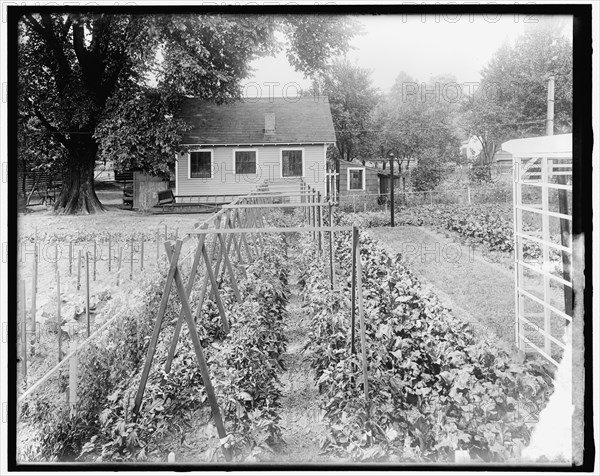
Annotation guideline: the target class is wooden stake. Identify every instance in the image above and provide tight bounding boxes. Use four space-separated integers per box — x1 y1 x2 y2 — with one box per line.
165 232 207 374
130 238 134 280
156 228 160 260
93 241 97 281
20 282 27 383
108 234 112 272
85 252 90 337
69 346 78 416
165 243 231 462
117 247 123 287
133 240 183 417
317 191 323 253
329 202 336 289
202 243 230 334
355 228 369 402
350 226 358 354
57 269 62 363
164 224 168 241
31 244 38 356
77 250 82 291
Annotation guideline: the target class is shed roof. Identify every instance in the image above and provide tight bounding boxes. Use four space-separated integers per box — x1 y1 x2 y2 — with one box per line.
339 159 400 178
178 96 337 145
501 133 572 158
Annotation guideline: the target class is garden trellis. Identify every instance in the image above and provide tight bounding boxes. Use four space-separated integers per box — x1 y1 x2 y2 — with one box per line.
18 179 369 463
505 133 573 366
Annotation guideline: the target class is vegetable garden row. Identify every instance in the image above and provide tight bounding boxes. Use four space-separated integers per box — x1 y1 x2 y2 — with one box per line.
18 199 556 464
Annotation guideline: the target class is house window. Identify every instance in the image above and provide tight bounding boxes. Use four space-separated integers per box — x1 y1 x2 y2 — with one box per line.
281 149 303 177
189 150 212 178
234 150 257 174
348 167 365 191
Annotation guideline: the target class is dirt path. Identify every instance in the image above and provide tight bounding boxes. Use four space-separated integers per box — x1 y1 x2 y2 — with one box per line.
270 267 333 464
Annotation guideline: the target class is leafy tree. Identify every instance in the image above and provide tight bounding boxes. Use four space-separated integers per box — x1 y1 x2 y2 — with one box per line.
18 13 356 213
311 58 380 171
373 72 461 195
461 17 572 180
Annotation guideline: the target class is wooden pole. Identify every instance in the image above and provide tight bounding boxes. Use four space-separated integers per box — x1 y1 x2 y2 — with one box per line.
355 228 369 401
108 234 112 272
85 252 91 337
156 229 160 260
165 232 207 374
31 244 38 356
164 243 232 462
69 242 73 276
93 241 97 281
20 282 27 383
350 226 358 354
329 202 335 289
130 237 134 280
117 247 123 287
390 155 395 227
69 346 78 416
57 269 62 363
164 224 168 241
141 237 144 270
77 249 82 291
133 240 183 417
317 191 323 254
546 75 572 318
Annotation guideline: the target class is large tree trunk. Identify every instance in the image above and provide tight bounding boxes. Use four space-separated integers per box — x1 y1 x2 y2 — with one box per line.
54 137 105 214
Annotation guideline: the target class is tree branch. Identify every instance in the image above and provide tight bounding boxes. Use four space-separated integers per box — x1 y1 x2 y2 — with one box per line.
23 14 72 94
24 97 71 149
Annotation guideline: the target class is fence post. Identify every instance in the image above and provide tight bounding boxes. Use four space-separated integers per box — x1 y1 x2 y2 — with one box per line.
85 252 91 337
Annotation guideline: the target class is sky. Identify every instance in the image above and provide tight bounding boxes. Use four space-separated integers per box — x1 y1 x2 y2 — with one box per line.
245 14 572 98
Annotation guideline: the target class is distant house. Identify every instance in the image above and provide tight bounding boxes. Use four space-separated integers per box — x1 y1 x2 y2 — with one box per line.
174 97 336 200
460 135 483 161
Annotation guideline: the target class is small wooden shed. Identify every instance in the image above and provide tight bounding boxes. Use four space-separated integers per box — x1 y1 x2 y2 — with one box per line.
336 159 400 208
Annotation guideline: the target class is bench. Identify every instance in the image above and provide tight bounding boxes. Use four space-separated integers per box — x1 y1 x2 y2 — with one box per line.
153 190 227 214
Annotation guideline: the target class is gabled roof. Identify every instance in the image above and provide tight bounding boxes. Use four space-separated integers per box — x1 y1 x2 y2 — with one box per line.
178 96 337 145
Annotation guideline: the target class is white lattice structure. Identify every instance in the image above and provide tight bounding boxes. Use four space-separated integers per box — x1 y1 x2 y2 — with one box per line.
503 134 572 366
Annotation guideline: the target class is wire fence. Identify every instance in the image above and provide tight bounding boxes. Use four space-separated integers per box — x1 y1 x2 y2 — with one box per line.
335 184 513 213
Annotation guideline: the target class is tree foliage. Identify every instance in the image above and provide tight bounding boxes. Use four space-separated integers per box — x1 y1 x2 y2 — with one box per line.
18 12 357 213
373 72 461 181
312 58 380 167
461 17 572 171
